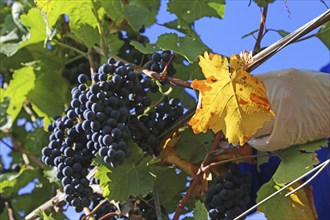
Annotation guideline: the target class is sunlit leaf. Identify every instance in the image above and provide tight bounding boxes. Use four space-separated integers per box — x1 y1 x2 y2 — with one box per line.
189 51 274 146
257 179 317 220
4 66 35 124
273 139 328 184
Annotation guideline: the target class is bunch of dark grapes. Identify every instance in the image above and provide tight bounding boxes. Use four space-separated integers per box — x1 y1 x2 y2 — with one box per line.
145 51 176 77
205 163 252 220
118 29 149 65
41 113 94 212
129 97 184 154
42 57 158 211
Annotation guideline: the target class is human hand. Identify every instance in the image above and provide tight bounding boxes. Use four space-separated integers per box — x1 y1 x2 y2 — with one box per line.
248 69 330 151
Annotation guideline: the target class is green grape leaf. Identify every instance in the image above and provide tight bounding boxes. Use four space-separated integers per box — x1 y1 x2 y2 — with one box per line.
4 66 35 124
241 29 259 39
35 0 99 47
123 5 148 32
163 19 199 38
0 211 9 220
35 210 56 220
173 60 203 80
273 139 328 184
170 86 196 109
257 150 271 172
11 182 56 216
123 0 160 31
95 157 155 202
0 47 33 71
176 127 212 163
253 0 276 7
130 41 160 54
168 0 225 24
24 128 49 158
107 34 124 55
193 200 209 220
94 165 111 196
0 13 16 35
156 33 209 63
256 179 317 219
276 29 290 37
28 60 68 123
317 21 330 50
154 167 187 212
0 96 11 129
100 0 124 25
19 8 47 49
73 23 100 48
0 166 39 197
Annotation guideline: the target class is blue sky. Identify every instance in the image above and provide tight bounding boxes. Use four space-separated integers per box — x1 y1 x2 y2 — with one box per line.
145 0 330 74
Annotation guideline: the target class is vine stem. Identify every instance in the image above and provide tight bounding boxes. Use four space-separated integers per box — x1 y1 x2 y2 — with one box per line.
99 212 119 220
83 207 96 220
87 47 96 79
234 159 330 220
138 68 192 89
202 153 270 172
81 198 108 220
253 3 268 54
53 40 87 57
153 187 163 220
2 130 46 168
159 53 176 80
6 200 16 220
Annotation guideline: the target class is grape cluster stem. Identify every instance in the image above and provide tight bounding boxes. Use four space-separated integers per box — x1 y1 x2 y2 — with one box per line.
139 68 192 89
81 198 109 220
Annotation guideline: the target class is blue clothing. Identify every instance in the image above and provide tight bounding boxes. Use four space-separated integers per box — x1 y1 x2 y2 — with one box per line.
241 63 330 219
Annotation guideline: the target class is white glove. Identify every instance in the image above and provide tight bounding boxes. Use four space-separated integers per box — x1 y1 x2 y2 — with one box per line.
248 68 330 151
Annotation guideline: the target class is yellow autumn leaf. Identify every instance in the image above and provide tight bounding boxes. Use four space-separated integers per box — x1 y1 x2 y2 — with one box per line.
188 51 275 146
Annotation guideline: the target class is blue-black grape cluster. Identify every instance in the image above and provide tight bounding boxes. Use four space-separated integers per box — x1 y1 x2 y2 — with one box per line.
41 57 160 211
145 51 176 77
0 164 21 213
42 114 94 212
129 97 184 154
205 163 252 220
